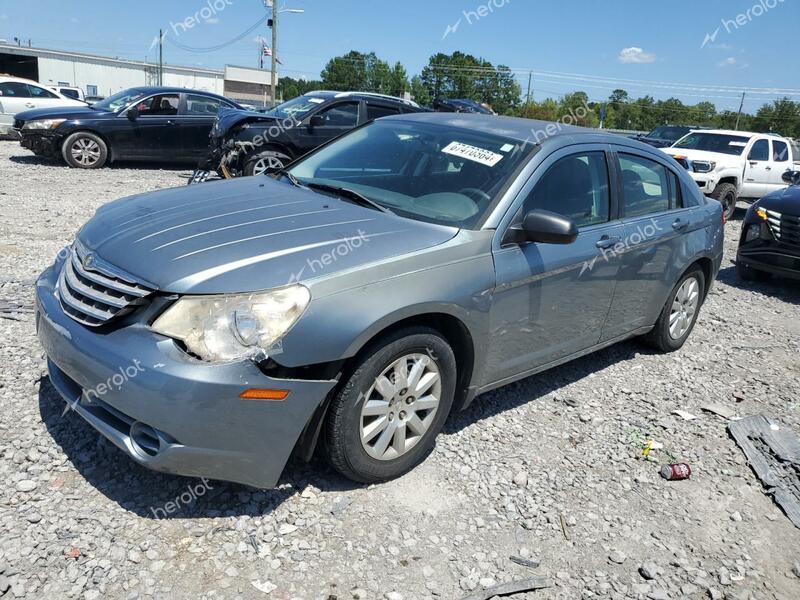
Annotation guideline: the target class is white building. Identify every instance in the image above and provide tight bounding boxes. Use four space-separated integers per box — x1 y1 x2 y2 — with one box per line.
0 43 273 105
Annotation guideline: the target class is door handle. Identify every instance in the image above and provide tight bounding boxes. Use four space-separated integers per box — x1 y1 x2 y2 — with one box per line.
596 236 621 249
672 218 688 231
25 102 35 108
165 120 177 126
765 166 772 171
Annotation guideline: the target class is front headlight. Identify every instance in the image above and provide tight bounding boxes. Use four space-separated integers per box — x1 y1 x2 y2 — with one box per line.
151 285 310 363
692 161 716 174
22 118 66 131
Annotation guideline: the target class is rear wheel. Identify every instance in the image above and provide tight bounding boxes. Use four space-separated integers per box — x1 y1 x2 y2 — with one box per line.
644 266 705 353
244 150 291 176
62 132 108 169
711 182 738 221
324 327 456 483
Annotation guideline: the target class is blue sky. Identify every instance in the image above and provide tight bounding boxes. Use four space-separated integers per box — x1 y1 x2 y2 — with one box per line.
1 0 798 111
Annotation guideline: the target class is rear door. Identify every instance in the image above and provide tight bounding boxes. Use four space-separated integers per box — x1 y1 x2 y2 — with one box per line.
487 146 624 382
118 93 181 160
180 94 235 161
601 148 702 341
768 139 793 192
295 100 361 156
742 138 770 199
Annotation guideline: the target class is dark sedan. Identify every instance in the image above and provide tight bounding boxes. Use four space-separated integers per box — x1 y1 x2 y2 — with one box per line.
631 125 704 149
736 170 800 281
14 86 242 169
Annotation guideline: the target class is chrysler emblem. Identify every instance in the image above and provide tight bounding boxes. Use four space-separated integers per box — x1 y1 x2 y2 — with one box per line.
82 253 96 270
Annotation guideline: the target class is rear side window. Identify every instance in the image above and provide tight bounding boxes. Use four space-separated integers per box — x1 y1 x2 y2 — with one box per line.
773 140 789 162
28 85 58 99
523 152 611 228
0 82 31 97
186 94 222 115
748 139 769 161
619 154 679 217
366 104 400 121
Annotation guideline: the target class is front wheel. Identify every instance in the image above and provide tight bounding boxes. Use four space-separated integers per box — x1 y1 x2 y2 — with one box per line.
61 132 108 169
244 150 291 176
644 266 706 353
324 327 457 483
710 182 738 221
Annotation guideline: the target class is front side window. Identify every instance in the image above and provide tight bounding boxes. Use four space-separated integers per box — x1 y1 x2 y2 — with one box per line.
186 94 223 115
0 82 31 98
522 152 610 228
288 120 537 228
28 85 59 99
317 102 359 127
619 154 679 217
134 94 179 117
773 140 789 162
673 133 750 156
748 139 770 162
265 95 327 120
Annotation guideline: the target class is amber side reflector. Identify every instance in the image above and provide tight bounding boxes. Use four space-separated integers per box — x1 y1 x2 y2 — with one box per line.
239 389 290 401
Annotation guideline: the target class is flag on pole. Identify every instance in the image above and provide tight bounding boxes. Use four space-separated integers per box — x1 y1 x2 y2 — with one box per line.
262 44 282 64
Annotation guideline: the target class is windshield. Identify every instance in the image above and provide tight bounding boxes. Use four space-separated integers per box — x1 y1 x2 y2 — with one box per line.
673 132 750 156
264 95 327 120
92 89 148 112
648 126 689 142
288 120 537 228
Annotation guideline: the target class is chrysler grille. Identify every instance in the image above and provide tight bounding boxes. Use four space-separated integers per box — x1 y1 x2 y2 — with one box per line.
58 246 153 327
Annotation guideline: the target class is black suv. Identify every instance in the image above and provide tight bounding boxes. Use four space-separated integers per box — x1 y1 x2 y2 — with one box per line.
736 170 800 281
192 91 427 181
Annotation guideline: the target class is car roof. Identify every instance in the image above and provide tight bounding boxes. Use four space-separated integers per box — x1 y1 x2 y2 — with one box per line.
127 86 238 103
303 90 420 108
0 75 55 86
382 112 624 143
695 129 784 139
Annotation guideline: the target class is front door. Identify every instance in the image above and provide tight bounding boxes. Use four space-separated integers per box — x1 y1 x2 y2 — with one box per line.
296 101 361 156
741 138 770 199
487 147 622 384
117 93 181 160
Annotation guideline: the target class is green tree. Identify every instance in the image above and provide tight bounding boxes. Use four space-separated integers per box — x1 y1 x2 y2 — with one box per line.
320 51 409 97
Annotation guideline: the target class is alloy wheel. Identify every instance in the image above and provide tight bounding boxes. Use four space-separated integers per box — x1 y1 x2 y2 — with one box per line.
359 353 441 461
70 138 101 167
669 277 700 339
252 154 286 176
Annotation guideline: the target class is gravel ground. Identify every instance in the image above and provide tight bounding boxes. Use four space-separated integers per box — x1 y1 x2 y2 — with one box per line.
2 140 800 600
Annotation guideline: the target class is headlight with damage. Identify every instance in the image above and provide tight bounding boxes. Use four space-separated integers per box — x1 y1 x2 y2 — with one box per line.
151 285 310 362
22 118 67 131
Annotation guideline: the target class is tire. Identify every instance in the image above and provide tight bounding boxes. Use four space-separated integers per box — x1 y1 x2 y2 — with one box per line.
61 132 108 169
710 182 738 221
243 149 291 176
736 260 771 282
324 327 457 484
644 266 706 353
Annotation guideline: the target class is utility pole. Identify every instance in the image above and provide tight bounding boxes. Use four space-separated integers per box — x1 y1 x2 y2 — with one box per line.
271 1 278 107
160 30 164 86
525 71 532 105
735 91 746 131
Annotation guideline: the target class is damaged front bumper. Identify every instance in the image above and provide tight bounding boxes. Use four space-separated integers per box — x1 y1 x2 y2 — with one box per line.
20 131 62 158
35 259 337 488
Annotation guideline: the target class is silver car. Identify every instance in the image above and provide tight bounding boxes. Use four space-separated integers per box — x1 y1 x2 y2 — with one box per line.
36 114 724 487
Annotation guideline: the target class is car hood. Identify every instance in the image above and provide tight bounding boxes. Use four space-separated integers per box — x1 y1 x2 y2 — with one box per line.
756 185 800 215
77 176 458 294
15 105 109 123
662 147 744 166
212 107 277 139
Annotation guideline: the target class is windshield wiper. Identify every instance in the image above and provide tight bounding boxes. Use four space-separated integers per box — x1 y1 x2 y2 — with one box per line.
271 168 302 188
306 182 394 214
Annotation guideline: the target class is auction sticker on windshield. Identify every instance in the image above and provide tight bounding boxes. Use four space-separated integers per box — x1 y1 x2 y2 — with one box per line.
442 141 504 167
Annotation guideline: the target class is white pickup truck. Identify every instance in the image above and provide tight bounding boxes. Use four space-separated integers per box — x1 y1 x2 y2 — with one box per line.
662 130 800 220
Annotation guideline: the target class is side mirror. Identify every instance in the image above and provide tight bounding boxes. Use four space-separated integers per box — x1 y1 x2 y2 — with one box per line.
309 114 325 129
126 108 140 122
505 209 579 245
782 170 800 186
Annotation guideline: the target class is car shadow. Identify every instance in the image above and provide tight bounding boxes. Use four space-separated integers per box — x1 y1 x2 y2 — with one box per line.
37 377 365 520
445 338 656 435
8 154 193 173
717 265 800 306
